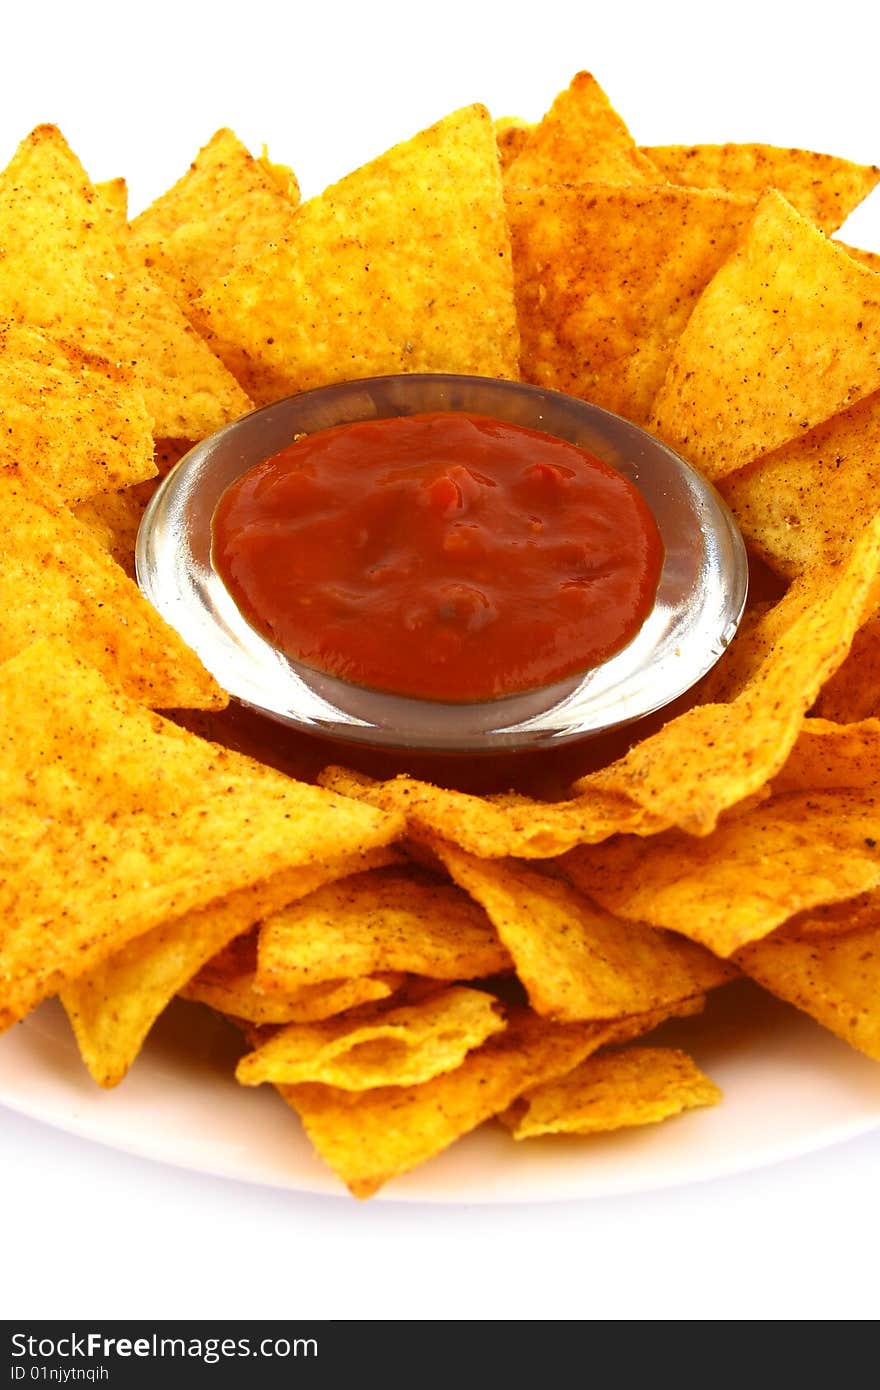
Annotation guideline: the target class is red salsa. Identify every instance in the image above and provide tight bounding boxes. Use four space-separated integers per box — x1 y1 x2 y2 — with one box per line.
212 412 663 702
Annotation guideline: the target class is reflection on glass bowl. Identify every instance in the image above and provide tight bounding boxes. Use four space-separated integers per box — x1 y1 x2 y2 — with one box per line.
136 373 748 753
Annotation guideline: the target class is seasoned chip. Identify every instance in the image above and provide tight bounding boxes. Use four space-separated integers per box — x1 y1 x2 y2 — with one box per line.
72 477 158 578
721 389 880 578
236 986 506 1090
256 864 511 994
184 967 405 1025
506 183 752 424
501 1046 721 1138
197 105 519 403
95 176 128 220
494 116 533 172
575 514 880 835
0 124 251 437
505 72 664 186
737 911 880 1059
814 619 880 723
0 469 223 709
318 765 665 859
650 191 880 479
61 849 397 1087
0 322 154 505
564 719 880 956
643 143 880 234
131 128 301 295
426 839 734 1021
279 1007 668 1197
0 641 402 1030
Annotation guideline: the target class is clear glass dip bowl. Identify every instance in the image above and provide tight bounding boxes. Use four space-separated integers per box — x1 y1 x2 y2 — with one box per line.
136 373 748 753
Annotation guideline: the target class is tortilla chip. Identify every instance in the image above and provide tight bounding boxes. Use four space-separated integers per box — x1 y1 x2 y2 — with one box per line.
721 388 880 578
256 864 511 994
131 128 301 295
196 104 519 403
318 765 665 859
0 124 251 437
506 183 752 424
494 117 533 172
505 72 664 186
737 912 880 1059
564 719 880 957
184 967 405 1025
425 838 734 1021
643 143 880 234
650 191 880 479
574 514 880 835
0 322 155 505
236 986 506 1090
0 468 223 709
838 242 880 275
95 176 128 220
60 849 396 1087
279 1006 670 1197
0 641 402 1030
72 477 158 578
814 618 880 723
501 1046 721 1138
258 146 300 200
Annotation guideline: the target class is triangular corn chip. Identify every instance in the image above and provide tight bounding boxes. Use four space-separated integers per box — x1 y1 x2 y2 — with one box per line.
94 176 128 220
61 848 396 1087
280 1007 664 1197
72 477 158 579
0 124 251 436
575 514 880 835
426 838 734 1021
643 143 880 234
505 72 664 186
650 191 880 478
0 321 155 504
721 388 880 578
814 618 880 723
256 864 511 994
506 183 752 424
0 642 402 1030
0 467 223 709
500 1046 720 1138
197 104 519 403
236 986 506 1090
736 905 880 1059
494 116 533 172
131 128 301 295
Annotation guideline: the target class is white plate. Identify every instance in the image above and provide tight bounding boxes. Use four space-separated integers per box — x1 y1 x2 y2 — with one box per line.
2 982 879 1202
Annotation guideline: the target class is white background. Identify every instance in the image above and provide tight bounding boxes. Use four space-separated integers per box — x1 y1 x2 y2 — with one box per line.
3 0 880 1322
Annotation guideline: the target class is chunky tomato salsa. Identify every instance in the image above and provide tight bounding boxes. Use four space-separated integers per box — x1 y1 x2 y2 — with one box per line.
212 412 663 701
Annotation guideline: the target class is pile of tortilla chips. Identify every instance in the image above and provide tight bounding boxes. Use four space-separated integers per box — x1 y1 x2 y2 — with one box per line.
1 71 880 1198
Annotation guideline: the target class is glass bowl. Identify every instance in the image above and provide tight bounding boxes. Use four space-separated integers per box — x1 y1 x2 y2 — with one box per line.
136 373 748 753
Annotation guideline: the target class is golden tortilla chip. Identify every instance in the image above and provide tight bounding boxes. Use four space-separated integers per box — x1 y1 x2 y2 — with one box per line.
257 146 300 200
0 641 402 1030
0 322 155 505
814 618 880 723
564 719 880 956
838 242 880 274
318 765 665 859
131 128 301 295
494 117 533 172
0 124 251 437
721 388 880 578
737 911 880 1059
425 838 734 1021
0 468 223 709
256 864 511 994
61 849 396 1087
574 514 880 835
650 191 880 479
236 986 506 1090
197 104 519 403
501 1046 721 1138
643 143 880 234
506 183 752 424
95 176 128 220
505 72 664 186
279 1006 672 1197
72 477 158 578
185 968 405 1025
